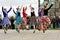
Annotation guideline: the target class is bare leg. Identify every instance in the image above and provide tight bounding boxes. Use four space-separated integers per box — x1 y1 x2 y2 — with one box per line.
18 24 21 32
16 24 19 32
33 24 35 33
43 26 45 33
4 24 7 34
16 24 21 33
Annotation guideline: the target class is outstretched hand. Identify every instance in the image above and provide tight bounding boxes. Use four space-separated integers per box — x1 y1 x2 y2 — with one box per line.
51 2 54 5
10 6 12 8
29 4 32 7
13 9 14 11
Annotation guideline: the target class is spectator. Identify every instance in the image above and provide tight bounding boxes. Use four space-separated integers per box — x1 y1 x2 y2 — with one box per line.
10 16 15 29
58 16 60 28
55 16 59 28
0 15 2 29
52 16 56 29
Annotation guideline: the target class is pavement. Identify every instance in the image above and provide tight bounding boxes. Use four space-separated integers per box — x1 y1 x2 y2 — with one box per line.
0 30 60 40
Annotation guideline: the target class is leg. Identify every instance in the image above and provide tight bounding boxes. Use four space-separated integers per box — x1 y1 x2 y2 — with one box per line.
53 23 55 29
16 24 18 32
43 24 45 33
6 24 9 31
33 24 35 33
18 24 21 32
16 24 21 33
4 24 7 34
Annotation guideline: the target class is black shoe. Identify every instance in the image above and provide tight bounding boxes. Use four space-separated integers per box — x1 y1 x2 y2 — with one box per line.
4 30 7 34
38 28 40 31
4 31 7 34
33 31 35 33
43 30 45 33
17 30 20 33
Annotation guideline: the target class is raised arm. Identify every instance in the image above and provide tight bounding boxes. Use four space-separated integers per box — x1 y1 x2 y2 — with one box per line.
25 6 27 10
19 6 23 11
40 8 43 12
47 4 53 10
29 4 33 10
7 7 12 13
13 9 16 14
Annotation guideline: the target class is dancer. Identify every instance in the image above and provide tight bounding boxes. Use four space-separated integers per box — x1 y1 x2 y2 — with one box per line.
42 3 53 33
29 4 36 33
38 8 43 30
13 6 22 33
0 15 2 29
22 6 27 28
2 6 12 34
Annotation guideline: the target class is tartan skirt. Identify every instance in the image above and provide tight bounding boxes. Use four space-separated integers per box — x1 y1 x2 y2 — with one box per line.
22 17 27 26
3 17 11 25
38 16 51 30
30 16 36 26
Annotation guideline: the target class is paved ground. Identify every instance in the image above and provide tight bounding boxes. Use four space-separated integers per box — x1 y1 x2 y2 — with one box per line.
0 30 60 40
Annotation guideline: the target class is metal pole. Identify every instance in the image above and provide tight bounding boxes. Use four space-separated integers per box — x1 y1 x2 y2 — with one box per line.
38 0 40 9
55 0 56 16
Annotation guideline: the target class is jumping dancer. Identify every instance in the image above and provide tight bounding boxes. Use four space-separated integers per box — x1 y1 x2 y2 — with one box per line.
29 4 36 33
13 6 22 33
2 6 12 34
38 8 43 30
22 6 27 28
42 3 53 33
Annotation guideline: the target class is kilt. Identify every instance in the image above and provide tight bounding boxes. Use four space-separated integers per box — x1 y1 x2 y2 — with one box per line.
22 17 27 26
42 16 51 27
15 16 22 24
38 17 43 24
30 16 36 26
3 17 11 25
38 16 51 30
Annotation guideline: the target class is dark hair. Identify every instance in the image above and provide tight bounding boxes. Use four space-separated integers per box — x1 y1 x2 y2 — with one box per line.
16 8 19 10
4 8 6 10
44 5 46 8
46 3 48 5
31 7 34 10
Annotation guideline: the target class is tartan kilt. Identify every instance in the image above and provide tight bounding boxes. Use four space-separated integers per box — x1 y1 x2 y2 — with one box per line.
38 17 43 24
38 16 51 30
30 16 36 26
43 16 51 25
22 17 27 26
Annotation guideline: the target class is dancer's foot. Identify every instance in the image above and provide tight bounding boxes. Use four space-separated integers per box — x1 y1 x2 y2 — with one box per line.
4 27 7 34
4 31 7 34
43 30 45 33
17 30 20 33
16 28 20 33
33 31 35 33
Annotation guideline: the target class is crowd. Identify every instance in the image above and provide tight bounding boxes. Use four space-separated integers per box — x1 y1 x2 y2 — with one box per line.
51 16 60 28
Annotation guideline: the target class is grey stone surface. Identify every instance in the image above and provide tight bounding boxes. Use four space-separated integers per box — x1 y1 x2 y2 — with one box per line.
0 30 60 40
